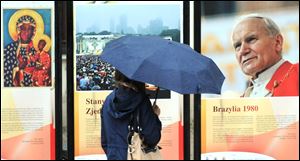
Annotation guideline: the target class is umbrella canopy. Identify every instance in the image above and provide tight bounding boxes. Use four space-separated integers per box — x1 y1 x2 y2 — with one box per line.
100 35 225 94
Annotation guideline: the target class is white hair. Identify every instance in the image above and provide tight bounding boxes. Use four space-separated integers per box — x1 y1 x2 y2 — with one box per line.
232 13 281 37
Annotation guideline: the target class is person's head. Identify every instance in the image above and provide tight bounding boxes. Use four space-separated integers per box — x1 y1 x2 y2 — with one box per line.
38 39 46 51
231 14 283 77
114 69 145 93
17 15 36 44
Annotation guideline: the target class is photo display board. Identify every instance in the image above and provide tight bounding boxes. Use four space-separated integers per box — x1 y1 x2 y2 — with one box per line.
1 1 56 160
73 1 184 160
199 5 299 160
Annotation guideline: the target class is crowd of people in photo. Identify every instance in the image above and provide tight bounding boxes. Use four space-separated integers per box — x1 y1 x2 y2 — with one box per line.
76 55 115 91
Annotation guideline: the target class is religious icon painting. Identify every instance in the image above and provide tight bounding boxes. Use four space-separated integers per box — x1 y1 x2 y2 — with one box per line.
2 9 52 87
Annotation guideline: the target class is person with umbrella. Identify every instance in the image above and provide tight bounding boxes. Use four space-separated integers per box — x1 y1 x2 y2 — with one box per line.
99 35 225 160
101 69 162 160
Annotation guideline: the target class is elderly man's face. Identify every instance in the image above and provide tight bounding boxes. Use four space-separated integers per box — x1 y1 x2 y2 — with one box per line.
232 18 282 77
19 23 35 43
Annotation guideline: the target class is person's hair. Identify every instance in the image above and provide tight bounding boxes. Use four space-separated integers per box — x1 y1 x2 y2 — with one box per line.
234 13 281 37
114 69 145 93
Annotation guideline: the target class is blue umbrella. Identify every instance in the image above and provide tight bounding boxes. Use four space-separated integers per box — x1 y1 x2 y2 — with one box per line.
100 35 225 94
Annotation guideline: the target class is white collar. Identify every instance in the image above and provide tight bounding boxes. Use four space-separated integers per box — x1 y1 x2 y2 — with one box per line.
248 59 285 97
251 59 285 85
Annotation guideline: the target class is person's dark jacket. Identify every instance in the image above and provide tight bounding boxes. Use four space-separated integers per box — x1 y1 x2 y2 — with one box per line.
101 86 162 160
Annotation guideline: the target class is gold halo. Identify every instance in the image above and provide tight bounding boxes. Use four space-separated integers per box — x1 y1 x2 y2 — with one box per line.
33 34 51 52
8 9 44 41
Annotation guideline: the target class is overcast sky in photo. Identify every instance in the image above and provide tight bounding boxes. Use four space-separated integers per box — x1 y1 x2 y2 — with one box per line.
75 4 181 33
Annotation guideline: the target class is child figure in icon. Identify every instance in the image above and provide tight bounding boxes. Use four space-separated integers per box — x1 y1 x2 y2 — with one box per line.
32 39 51 86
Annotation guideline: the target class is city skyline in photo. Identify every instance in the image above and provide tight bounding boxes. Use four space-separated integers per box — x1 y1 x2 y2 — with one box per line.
75 3 182 35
